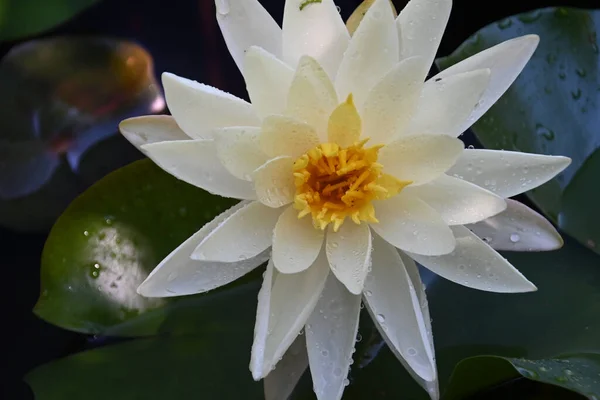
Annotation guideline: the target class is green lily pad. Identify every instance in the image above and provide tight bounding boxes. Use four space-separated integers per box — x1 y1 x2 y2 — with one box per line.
25 288 264 400
436 7 600 254
0 36 163 232
444 354 600 400
36 158 238 335
0 0 99 42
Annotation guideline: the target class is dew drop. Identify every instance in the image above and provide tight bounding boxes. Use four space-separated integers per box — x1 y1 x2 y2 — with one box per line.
167 272 179 282
376 314 386 323
343 378 350 387
497 18 512 29
467 145 475 149
510 233 521 243
333 367 343 377
364 290 372 296
407 347 418 357
321 349 329 357
83 230 90 237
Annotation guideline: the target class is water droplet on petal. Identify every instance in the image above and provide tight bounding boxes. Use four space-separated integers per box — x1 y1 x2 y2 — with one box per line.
376 314 385 323
510 233 521 243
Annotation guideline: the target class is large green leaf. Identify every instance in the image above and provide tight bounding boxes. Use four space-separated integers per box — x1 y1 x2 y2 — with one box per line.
444 354 600 400
0 0 99 42
436 7 600 254
25 285 264 400
35 158 238 335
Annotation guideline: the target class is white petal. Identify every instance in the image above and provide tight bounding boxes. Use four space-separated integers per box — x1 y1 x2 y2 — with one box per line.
400 252 440 400
409 69 491 137
264 335 308 400
282 0 350 78
372 193 455 256
408 225 537 293
396 0 452 81
468 199 563 252
190 201 282 262
273 206 325 274
361 57 426 145
250 254 329 379
447 149 571 198
286 56 338 140
244 47 295 118
379 135 464 185
137 201 268 297
336 0 399 107
260 115 321 159
326 222 372 295
119 115 190 151
363 234 436 382
306 274 361 400
214 127 268 181
141 139 256 200
162 73 260 139
433 35 540 131
404 174 507 225
216 0 282 73
253 156 296 208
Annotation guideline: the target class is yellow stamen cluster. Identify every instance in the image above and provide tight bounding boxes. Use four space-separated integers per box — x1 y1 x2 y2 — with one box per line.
293 138 410 232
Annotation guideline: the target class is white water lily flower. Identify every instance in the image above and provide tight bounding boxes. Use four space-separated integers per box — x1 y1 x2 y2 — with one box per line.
119 0 571 399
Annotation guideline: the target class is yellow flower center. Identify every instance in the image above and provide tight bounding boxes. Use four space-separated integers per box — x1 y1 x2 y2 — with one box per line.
293 138 410 232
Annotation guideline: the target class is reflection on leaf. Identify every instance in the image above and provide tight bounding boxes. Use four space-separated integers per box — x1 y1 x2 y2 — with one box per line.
0 37 164 230
36 159 239 335
436 7 600 254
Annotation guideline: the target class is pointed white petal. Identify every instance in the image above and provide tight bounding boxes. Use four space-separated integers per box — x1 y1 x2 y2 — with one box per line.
214 127 268 181
447 149 571 198
282 0 349 78
326 222 372 295
361 57 426 144
260 115 321 159
468 199 563 252
264 335 308 400
253 156 296 208
273 206 325 274
306 274 361 400
404 175 507 226
372 193 455 256
379 135 464 185
119 115 190 151
396 0 452 81
363 234 436 382
162 72 260 139
216 0 282 73
190 201 282 262
408 225 537 293
137 201 268 297
400 252 440 400
286 56 338 140
141 139 256 200
434 35 540 131
410 69 491 137
336 0 399 107
250 254 330 379
244 47 295 118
